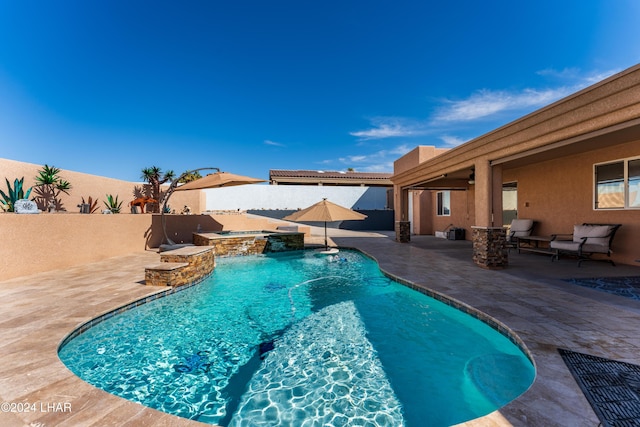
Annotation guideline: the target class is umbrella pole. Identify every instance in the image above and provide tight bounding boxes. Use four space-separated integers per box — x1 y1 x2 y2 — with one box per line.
324 221 328 250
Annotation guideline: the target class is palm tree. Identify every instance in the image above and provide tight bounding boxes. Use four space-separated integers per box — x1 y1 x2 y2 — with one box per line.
141 166 175 212
33 165 72 211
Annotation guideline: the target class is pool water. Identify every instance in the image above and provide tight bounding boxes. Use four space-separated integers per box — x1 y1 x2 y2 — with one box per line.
59 250 535 426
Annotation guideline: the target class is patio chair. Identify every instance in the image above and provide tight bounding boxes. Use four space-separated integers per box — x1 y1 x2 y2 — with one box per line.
550 223 622 266
506 219 534 252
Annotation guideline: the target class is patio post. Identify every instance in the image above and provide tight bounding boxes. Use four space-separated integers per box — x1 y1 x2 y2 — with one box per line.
472 160 507 268
395 186 410 242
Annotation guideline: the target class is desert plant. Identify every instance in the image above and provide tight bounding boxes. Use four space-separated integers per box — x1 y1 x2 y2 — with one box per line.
81 196 100 213
33 165 72 211
0 177 32 212
178 170 202 184
141 166 175 212
104 194 123 213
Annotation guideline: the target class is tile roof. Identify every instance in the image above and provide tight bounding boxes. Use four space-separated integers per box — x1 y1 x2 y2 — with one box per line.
269 169 392 180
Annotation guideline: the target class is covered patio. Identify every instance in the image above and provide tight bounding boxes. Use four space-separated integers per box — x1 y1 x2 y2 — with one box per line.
392 64 640 268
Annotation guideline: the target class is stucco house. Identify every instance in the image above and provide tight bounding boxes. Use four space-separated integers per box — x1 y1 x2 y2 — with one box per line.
392 63 640 267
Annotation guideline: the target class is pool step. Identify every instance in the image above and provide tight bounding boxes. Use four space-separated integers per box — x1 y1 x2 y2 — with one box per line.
145 262 190 287
145 246 215 287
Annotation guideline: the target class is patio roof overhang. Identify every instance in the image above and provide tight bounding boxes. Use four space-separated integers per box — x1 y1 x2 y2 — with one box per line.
393 117 640 192
491 117 640 170
404 173 470 191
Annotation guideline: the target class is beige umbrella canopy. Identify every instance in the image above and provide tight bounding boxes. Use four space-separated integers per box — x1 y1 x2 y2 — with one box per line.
283 198 367 250
175 171 265 191
161 168 265 246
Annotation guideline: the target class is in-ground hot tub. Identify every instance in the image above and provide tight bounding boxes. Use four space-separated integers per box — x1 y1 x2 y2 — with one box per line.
193 230 305 256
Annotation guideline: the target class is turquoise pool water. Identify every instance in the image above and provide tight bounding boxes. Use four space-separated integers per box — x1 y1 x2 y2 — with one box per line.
59 250 535 426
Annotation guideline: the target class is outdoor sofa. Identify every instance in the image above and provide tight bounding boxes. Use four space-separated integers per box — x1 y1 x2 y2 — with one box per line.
550 223 622 266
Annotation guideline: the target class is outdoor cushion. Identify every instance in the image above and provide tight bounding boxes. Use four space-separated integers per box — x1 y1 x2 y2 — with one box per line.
509 219 534 238
581 243 611 254
550 240 610 254
572 225 611 246
550 240 580 251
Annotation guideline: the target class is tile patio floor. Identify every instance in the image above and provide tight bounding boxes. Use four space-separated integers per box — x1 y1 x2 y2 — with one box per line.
1 231 640 426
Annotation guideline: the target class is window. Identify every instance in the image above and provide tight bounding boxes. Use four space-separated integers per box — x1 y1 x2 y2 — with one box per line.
595 157 640 209
436 191 450 216
630 159 640 208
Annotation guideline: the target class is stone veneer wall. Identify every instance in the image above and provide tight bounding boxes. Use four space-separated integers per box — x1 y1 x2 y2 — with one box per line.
145 246 215 287
395 221 411 243
193 232 304 256
472 227 508 269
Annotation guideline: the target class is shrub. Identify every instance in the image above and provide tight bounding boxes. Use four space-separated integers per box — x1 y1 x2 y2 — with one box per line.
104 194 123 214
0 177 32 212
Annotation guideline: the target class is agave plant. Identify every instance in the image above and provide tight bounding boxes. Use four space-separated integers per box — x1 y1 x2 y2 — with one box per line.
104 194 123 213
0 177 33 212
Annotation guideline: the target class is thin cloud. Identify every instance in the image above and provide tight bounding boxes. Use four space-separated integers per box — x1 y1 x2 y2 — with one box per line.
349 118 426 141
536 67 581 79
336 144 412 172
537 67 620 85
359 162 395 172
431 68 620 124
439 135 468 147
264 139 285 147
581 69 621 85
345 68 620 156
341 155 368 163
431 87 572 123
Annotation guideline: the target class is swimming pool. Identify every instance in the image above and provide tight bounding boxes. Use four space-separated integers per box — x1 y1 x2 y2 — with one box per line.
59 250 535 426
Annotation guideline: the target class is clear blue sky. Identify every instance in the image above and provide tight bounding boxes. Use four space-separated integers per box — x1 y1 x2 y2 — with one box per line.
1 1 639 182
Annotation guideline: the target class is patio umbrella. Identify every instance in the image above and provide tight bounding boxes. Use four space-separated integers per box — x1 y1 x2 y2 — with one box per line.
161 168 265 246
174 171 265 191
283 198 367 250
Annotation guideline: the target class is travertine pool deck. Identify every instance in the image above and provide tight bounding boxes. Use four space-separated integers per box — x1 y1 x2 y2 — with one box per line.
1 233 640 426
0 251 209 427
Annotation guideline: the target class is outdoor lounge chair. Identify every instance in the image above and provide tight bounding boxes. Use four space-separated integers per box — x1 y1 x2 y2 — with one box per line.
550 223 622 266
506 219 534 251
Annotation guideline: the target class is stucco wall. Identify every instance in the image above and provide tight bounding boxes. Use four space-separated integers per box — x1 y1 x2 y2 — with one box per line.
1 214 153 280
0 158 202 214
394 146 450 175
428 189 475 236
501 139 639 265
0 212 285 280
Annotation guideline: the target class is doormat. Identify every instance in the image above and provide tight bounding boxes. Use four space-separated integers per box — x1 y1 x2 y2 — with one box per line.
564 276 640 301
558 348 640 426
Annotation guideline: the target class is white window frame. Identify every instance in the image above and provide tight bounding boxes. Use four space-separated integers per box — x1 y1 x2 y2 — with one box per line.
594 156 640 210
436 191 451 216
